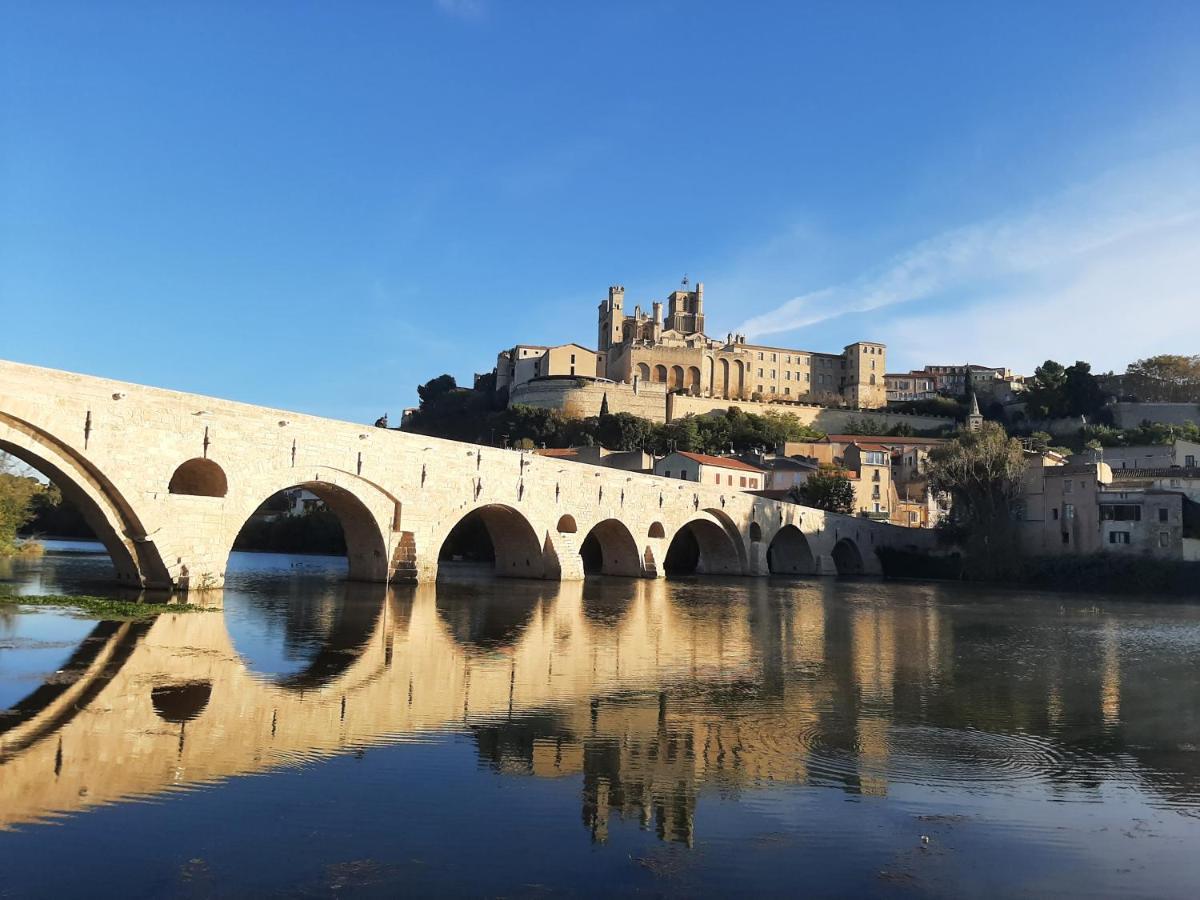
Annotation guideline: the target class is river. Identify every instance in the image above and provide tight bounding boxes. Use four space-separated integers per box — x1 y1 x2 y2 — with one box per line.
1 541 1198 897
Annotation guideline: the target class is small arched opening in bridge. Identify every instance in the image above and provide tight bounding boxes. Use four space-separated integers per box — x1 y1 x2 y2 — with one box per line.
767 525 816 575
749 522 763 543
579 518 642 577
663 518 744 576
0 413 171 588
437 504 546 579
168 458 228 497
228 481 390 583
832 538 865 576
648 521 666 539
556 514 578 534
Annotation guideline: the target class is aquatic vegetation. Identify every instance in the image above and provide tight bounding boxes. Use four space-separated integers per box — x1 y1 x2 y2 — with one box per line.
0 589 214 619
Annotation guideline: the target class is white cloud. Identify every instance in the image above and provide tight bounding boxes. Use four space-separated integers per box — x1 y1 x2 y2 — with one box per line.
735 150 1200 374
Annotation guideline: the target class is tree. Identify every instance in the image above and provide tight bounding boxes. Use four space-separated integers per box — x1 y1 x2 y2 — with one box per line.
1024 360 1068 419
927 422 1026 577
1063 361 1106 418
417 374 458 406
597 412 653 451
789 468 856 514
1124 354 1200 402
0 456 42 554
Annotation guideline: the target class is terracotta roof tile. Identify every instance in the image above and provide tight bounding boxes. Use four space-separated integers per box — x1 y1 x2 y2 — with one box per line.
674 451 764 473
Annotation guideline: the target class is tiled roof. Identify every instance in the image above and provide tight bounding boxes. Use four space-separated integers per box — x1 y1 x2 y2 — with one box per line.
534 448 579 457
674 451 764 473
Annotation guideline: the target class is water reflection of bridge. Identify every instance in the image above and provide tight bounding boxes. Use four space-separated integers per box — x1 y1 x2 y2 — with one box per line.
2 579 1196 838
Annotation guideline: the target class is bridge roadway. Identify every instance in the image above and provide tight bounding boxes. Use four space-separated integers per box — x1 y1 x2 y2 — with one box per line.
0 359 932 591
0 578 942 832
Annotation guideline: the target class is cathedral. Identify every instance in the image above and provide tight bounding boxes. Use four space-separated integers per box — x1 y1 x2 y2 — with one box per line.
596 282 887 408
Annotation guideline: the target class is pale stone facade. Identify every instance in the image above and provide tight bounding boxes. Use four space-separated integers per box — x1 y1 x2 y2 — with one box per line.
0 359 933 591
598 283 887 408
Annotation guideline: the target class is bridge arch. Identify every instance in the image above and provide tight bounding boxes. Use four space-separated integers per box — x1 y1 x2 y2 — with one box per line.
767 524 816 575
435 503 548 579
832 537 865 575
168 458 227 497
579 518 642 577
0 412 171 588
225 472 394 584
663 513 746 576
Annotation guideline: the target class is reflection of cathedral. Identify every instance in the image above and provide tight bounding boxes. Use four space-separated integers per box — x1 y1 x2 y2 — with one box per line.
597 282 887 408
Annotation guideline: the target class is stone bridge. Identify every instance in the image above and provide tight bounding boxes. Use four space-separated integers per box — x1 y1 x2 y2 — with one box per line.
0 359 932 590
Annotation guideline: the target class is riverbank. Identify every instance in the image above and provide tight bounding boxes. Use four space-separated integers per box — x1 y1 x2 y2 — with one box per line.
877 547 1200 598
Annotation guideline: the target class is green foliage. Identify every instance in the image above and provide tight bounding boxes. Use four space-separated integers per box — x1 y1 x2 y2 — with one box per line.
788 468 856 514
597 412 654 451
1080 419 1200 448
0 458 44 555
417 374 459 405
0 589 214 619
1023 360 1068 419
889 396 966 420
928 422 1026 578
233 508 348 555
1123 354 1200 402
1022 359 1107 421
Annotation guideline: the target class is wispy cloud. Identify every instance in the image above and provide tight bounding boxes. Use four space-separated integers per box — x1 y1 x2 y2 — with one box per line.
435 0 486 22
735 151 1200 369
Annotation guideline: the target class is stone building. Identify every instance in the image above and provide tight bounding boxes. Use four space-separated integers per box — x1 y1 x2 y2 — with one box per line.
653 451 765 491
596 282 887 408
494 342 603 395
1016 457 1194 559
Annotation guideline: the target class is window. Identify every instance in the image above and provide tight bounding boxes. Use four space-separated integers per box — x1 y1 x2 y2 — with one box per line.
680 471 689 481
757 368 764 377
1052 508 1059 520
758 352 764 360
1062 532 1070 544
714 473 721 484
770 369 776 378
739 476 747 487
1187 455 1196 467
1064 480 1073 493
1171 478 1182 488
1160 532 1170 548
1159 508 1169 522
570 353 576 364
1064 503 1075 519
770 353 776 362
664 470 671 478
1100 505 1141 522
805 373 810 382
786 371 791 380
728 475 733 485
784 387 791 395
1108 531 1130 544
758 384 764 393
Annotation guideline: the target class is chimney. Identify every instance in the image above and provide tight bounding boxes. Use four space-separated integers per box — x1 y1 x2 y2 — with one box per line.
652 301 663 325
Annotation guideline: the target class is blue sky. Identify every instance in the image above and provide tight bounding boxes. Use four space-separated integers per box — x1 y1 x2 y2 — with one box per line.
2 1 1198 423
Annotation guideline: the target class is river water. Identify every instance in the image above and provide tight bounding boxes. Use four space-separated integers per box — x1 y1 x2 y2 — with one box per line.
1 542 1198 897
